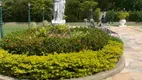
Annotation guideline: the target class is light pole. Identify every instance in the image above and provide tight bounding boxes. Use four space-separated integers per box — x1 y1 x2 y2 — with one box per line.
28 3 31 29
0 1 3 38
42 7 45 22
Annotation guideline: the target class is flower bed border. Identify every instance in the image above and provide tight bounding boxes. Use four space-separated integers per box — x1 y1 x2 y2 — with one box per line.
0 56 125 80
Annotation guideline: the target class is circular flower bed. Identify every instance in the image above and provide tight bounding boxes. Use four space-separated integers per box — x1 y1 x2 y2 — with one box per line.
0 25 123 79
0 25 110 55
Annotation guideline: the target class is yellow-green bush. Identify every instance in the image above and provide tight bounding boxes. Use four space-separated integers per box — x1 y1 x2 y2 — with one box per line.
0 40 123 80
117 11 129 20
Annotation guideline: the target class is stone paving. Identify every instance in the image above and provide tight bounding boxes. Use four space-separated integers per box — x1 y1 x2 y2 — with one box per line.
105 26 142 80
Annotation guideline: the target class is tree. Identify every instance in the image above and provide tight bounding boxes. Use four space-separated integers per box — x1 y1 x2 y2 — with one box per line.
65 0 81 22
30 0 52 21
95 0 115 10
3 0 53 22
65 0 98 22
80 0 98 19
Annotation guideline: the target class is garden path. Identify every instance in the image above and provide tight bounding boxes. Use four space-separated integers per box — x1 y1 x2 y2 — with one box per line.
105 26 142 80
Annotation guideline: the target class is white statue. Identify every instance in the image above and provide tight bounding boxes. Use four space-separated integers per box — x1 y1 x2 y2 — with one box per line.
52 0 66 24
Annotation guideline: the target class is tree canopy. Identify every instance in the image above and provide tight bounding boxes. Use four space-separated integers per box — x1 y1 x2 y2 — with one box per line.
2 0 142 22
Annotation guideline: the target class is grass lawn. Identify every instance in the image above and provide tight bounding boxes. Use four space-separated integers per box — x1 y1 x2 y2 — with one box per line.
2 22 142 36
3 22 28 36
2 22 87 36
66 22 87 26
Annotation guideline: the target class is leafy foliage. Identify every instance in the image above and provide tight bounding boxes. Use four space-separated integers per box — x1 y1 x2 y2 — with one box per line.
3 0 52 22
80 0 98 19
3 0 142 22
93 8 101 22
65 0 98 22
106 11 142 22
106 10 117 22
129 11 142 22
0 40 123 79
109 36 123 44
0 25 110 55
117 11 129 20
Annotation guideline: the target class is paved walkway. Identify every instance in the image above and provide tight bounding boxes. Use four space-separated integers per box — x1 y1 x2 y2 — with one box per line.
106 26 142 80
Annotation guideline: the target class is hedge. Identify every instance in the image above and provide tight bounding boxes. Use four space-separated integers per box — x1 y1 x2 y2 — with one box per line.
0 40 123 80
129 11 142 22
0 26 110 55
106 10 142 22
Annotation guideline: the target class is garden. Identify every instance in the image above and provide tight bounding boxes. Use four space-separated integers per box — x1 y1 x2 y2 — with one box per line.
3 0 141 79
0 24 124 79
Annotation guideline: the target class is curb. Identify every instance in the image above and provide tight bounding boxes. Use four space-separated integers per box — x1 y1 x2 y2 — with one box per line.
0 56 125 80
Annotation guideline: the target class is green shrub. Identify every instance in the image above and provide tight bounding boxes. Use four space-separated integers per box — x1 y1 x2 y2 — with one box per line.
116 11 129 20
106 10 117 22
93 8 101 22
109 36 123 44
0 26 110 55
129 11 142 22
30 22 38 29
42 20 50 27
0 29 45 55
106 11 142 22
77 28 110 50
0 40 123 80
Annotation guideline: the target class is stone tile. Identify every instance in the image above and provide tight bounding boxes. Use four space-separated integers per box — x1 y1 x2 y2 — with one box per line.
125 61 142 73
110 26 142 80
132 57 142 63
137 62 142 67
125 58 136 67
120 68 129 73
112 73 133 80
104 77 113 80
129 72 142 80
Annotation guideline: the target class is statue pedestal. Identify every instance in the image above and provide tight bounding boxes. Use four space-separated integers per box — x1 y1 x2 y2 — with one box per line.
52 20 66 25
